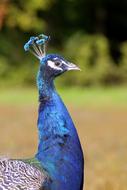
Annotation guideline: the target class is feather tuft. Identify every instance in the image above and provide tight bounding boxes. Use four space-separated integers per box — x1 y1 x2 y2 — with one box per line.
24 34 50 60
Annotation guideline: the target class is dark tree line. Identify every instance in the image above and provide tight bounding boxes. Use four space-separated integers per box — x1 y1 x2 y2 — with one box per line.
0 0 127 57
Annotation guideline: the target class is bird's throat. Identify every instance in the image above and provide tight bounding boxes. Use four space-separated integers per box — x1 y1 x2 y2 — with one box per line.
37 70 55 102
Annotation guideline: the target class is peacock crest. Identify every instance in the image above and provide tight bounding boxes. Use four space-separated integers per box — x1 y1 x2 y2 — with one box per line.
24 34 50 60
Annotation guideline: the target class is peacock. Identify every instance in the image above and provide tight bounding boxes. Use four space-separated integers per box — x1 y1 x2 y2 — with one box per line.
0 34 84 190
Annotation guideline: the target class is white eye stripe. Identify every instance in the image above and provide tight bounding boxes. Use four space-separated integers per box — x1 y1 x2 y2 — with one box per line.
53 57 58 60
47 60 63 71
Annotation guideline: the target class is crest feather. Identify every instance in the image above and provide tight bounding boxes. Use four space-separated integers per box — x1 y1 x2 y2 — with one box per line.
24 34 50 60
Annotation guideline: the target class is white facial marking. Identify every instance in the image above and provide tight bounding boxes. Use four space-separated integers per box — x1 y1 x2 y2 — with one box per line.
53 57 58 60
47 60 63 71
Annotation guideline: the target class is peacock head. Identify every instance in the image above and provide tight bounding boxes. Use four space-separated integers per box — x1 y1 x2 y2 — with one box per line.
24 34 80 80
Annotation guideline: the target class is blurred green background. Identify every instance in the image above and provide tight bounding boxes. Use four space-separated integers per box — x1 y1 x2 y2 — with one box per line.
0 1 127 190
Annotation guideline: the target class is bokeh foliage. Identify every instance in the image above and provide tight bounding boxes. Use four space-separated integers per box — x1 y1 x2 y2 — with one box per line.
0 0 127 86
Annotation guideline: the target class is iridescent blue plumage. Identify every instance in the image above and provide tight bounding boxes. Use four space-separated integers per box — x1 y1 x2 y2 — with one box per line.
25 34 84 190
36 90 84 190
0 34 84 190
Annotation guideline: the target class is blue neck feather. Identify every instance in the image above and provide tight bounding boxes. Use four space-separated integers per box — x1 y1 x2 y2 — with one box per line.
35 69 84 190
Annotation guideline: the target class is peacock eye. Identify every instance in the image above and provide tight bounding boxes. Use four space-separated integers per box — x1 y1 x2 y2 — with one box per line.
55 61 62 67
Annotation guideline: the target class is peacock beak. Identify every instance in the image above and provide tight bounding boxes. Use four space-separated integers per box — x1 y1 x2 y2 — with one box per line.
67 62 81 71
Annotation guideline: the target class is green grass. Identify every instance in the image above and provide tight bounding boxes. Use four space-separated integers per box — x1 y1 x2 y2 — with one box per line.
0 86 127 109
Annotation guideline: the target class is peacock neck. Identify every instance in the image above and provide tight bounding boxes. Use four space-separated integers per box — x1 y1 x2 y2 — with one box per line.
36 71 84 190
37 70 55 102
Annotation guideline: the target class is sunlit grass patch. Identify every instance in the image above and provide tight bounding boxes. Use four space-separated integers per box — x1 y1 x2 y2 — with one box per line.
0 86 127 109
